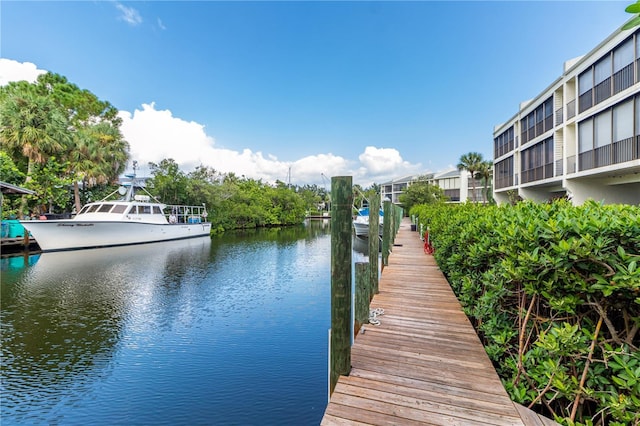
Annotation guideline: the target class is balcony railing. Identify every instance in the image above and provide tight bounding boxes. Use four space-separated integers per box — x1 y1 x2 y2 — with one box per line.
594 78 611 105
555 159 563 176
544 163 554 179
579 151 594 171
544 115 553 132
495 176 514 190
613 63 634 94
579 137 640 171
567 100 576 119
521 162 555 184
444 189 460 202
494 140 515 158
567 155 576 174
555 107 563 125
579 90 593 113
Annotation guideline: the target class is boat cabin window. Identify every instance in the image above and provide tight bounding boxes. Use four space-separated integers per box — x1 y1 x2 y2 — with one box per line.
153 206 163 214
78 205 90 214
86 204 101 213
111 205 127 214
98 204 114 213
137 205 152 214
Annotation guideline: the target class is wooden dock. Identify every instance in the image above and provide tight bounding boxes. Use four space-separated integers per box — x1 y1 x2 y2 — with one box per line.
0 237 40 257
322 218 558 426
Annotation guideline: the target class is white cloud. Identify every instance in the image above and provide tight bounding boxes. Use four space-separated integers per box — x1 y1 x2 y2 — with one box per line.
1 59 425 187
356 146 423 185
115 2 142 26
0 58 46 85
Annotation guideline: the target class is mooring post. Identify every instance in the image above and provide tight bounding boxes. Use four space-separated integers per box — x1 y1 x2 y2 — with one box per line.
354 261 369 338
382 200 391 268
369 195 380 295
330 176 352 395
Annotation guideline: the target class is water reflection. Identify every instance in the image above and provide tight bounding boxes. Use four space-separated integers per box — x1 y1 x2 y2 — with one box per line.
1 222 333 425
1 238 212 424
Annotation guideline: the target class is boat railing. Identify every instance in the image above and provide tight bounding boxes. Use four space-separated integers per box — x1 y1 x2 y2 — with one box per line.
166 205 209 224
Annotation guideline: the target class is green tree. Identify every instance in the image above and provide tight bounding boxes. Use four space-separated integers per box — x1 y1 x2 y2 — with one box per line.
457 152 484 202
0 85 72 215
28 157 73 215
70 122 129 211
474 160 493 204
0 151 26 219
147 159 189 204
297 184 323 214
33 73 122 128
398 175 445 211
186 165 221 207
33 73 128 211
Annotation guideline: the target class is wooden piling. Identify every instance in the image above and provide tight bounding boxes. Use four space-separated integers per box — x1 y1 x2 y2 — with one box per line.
354 262 369 338
381 200 391 268
329 176 353 395
368 195 380 295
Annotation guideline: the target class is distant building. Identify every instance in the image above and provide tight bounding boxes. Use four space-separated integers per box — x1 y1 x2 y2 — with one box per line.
380 168 485 206
493 23 640 205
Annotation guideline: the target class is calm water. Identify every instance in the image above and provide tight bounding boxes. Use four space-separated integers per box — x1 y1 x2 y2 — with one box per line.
1 220 368 425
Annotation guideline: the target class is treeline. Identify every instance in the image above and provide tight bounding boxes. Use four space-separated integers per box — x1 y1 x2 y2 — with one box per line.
411 201 639 426
145 159 327 233
0 72 338 231
0 150 332 232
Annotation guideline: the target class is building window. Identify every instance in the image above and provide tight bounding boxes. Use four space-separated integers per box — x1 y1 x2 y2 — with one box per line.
494 126 515 158
535 104 544 136
544 97 554 132
578 95 640 171
579 118 594 170
594 55 612 105
613 99 634 163
594 110 612 149
613 38 634 94
521 137 553 183
520 117 529 144
495 157 513 189
579 68 593 113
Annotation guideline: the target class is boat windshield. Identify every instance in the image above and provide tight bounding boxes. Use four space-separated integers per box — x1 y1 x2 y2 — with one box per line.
112 205 128 214
86 204 101 213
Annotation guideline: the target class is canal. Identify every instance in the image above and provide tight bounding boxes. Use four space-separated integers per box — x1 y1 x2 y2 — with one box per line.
1 220 370 425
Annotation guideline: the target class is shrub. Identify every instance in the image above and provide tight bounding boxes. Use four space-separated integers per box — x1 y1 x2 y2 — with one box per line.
411 200 640 425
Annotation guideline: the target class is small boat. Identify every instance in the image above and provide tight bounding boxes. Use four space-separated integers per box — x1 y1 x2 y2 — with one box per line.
352 207 383 238
20 174 212 252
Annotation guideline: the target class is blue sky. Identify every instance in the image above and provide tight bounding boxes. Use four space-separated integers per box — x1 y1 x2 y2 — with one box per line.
0 1 631 186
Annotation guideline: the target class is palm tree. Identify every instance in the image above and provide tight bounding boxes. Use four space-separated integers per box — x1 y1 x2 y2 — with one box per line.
0 88 71 215
474 160 493 204
457 152 484 202
69 122 129 212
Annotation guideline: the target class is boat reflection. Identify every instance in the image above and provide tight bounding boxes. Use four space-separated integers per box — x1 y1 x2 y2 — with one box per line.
0 237 212 422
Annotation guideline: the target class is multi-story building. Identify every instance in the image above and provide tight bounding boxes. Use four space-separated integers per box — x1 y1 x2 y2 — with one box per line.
381 174 424 204
380 168 485 205
493 23 640 205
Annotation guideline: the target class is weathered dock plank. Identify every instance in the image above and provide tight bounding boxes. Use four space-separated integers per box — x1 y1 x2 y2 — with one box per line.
321 218 558 426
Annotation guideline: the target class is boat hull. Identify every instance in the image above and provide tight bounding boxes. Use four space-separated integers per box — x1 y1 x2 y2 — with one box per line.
20 220 212 252
353 221 383 238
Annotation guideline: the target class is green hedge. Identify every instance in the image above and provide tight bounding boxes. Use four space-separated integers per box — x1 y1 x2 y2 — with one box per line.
411 200 639 425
